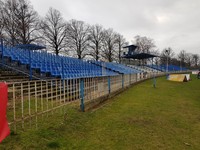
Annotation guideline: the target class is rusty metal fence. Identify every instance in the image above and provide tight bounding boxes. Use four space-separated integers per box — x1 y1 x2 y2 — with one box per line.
6 72 164 131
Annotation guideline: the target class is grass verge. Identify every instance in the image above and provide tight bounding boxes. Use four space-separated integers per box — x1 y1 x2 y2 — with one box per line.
1 74 200 150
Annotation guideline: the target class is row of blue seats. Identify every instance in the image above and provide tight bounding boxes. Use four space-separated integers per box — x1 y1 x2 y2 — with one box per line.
2 46 119 79
148 65 187 72
3 48 88 65
89 60 141 74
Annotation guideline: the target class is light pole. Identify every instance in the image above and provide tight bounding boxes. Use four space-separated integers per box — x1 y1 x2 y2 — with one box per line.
28 50 32 80
165 50 169 73
180 59 182 72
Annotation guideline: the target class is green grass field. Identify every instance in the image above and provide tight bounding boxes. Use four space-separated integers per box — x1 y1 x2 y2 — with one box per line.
1 74 200 150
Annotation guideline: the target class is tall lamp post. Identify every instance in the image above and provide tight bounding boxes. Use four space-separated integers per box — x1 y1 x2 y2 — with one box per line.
165 50 169 73
180 59 182 72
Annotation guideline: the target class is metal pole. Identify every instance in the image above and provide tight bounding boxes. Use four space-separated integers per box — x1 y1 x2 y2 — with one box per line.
21 83 24 129
29 50 32 80
152 58 156 88
122 74 124 88
80 78 85 112
180 60 182 72
61 57 64 79
165 49 169 73
13 83 16 132
167 56 168 73
108 76 111 94
153 75 156 88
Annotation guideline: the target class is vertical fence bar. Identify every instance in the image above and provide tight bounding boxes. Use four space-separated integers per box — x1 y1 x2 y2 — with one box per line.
21 83 24 129
76 78 79 101
89 78 91 100
122 74 124 89
59 80 62 113
136 73 138 82
63 79 66 114
64 79 66 103
56 80 58 105
41 81 43 112
80 78 84 112
69 79 71 101
68 79 70 102
46 81 49 113
28 82 31 118
108 76 111 94
35 81 38 128
35 82 37 114
153 73 156 88
13 83 16 132
72 79 74 101
51 80 53 110
59 79 62 105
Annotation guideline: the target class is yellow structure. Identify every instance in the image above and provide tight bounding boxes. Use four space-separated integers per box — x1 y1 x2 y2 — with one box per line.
167 74 190 82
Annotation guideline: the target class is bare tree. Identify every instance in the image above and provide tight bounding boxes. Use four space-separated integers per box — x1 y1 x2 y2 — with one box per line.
41 8 67 55
115 33 128 63
134 35 156 53
14 0 39 44
101 28 118 62
88 24 104 61
0 0 5 38
2 0 39 45
160 47 175 65
133 35 156 65
66 19 90 59
151 49 160 65
192 54 199 67
185 53 193 67
171 57 180 66
178 50 187 67
1 0 19 45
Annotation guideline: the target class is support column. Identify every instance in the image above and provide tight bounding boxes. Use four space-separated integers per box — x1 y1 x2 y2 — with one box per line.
108 76 111 94
122 74 124 88
80 78 85 112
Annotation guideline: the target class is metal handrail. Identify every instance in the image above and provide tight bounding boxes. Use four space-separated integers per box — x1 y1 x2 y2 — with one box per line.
0 62 41 80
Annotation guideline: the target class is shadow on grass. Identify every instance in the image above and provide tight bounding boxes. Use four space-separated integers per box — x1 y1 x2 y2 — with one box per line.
47 141 60 149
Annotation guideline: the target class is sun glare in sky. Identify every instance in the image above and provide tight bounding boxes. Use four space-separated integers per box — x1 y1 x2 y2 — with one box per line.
156 15 169 23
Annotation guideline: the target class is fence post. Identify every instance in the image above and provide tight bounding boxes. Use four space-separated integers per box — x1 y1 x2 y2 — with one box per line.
108 76 111 94
28 50 32 80
61 57 64 79
129 74 131 85
153 73 156 88
80 78 85 112
122 74 124 88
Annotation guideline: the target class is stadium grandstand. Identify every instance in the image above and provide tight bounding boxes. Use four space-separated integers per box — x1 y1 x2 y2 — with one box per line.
0 43 187 82
121 45 187 73
1 45 140 80
0 40 189 138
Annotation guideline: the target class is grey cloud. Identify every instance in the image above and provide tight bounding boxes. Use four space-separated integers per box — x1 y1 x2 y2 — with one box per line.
30 0 200 54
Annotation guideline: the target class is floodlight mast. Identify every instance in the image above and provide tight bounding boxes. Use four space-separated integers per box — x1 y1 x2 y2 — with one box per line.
165 50 169 73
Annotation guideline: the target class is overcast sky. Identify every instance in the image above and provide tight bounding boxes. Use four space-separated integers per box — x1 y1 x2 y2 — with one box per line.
30 0 200 55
